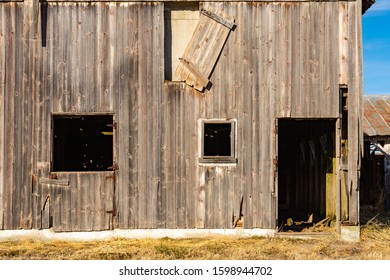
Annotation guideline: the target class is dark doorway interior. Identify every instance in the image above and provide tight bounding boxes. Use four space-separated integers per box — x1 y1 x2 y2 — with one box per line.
361 141 388 213
278 119 335 231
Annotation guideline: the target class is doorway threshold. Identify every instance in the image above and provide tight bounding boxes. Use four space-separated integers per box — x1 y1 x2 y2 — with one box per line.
275 231 334 240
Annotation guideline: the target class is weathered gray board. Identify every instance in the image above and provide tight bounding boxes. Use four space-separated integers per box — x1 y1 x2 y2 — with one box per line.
0 1 363 231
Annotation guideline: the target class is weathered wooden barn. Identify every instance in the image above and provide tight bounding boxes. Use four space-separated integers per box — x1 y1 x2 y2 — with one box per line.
0 0 373 233
361 95 390 212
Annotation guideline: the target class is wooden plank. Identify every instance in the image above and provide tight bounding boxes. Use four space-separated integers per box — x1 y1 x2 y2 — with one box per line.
357 2 364 161
0 4 5 229
159 83 169 229
39 178 69 186
176 11 234 91
277 3 291 118
339 1 348 86
147 3 158 228
11 3 24 229
316 1 326 116
166 84 177 228
60 173 72 231
267 2 277 229
246 2 259 229
335 118 341 229
33 1 51 229
85 3 95 112
188 86 199 228
347 1 360 225
117 3 131 228
136 3 146 228
197 20 231 81
108 3 119 229
253 3 268 228
300 3 309 117
68 3 79 113
178 58 209 87
201 9 235 30
153 2 164 228
177 87 185 228
30 0 43 229
328 1 340 117
204 166 214 228
290 2 301 117
185 86 193 228
240 2 252 229
51 181 62 231
24 0 40 229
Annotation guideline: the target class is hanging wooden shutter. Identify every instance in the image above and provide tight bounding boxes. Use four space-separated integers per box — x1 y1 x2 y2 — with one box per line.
175 9 235 91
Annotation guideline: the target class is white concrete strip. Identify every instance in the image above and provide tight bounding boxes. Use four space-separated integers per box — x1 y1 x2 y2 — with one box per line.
0 228 276 241
340 226 360 242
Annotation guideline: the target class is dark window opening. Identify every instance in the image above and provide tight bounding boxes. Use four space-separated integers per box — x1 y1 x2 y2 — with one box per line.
204 123 231 156
52 115 113 172
200 120 236 163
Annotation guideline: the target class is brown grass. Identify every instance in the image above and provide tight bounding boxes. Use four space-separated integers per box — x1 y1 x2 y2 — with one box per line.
0 222 390 260
0 207 389 260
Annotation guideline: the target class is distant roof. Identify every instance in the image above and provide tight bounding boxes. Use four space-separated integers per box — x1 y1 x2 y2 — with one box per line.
363 0 375 14
363 95 390 137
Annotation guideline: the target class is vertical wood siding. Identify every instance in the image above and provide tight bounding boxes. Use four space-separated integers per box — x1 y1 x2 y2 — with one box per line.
0 1 363 230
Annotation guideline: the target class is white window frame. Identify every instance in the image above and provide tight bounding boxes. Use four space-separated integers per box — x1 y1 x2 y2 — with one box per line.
198 118 237 164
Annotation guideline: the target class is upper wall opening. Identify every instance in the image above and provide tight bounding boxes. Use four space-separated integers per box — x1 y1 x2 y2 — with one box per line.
164 2 200 81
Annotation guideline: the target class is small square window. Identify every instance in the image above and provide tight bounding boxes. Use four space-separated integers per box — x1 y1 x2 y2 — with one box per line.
52 114 114 172
199 119 237 164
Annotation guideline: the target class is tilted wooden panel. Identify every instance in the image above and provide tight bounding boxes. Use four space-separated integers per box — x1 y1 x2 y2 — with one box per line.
175 9 235 91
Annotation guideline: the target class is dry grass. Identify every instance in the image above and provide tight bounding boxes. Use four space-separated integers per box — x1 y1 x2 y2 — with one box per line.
1 210 389 260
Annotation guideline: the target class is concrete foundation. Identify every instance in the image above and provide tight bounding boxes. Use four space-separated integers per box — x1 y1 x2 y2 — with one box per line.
340 226 360 242
0 228 276 241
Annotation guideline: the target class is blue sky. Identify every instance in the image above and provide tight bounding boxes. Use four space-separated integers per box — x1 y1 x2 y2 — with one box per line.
362 0 390 95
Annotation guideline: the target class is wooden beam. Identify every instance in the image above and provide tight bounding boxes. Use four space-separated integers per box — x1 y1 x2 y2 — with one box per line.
201 9 236 30
178 58 209 90
39 178 70 186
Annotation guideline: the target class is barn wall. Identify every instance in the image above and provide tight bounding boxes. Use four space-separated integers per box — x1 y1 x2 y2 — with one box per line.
36 3 164 231
159 1 349 230
0 3 33 229
0 1 363 230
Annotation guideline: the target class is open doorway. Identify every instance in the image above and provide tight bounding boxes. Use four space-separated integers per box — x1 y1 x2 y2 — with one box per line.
277 119 336 231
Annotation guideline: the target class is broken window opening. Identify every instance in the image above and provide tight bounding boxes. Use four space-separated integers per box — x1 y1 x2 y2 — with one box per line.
200 119 237 164
164 2 200 81
52 114 114 172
